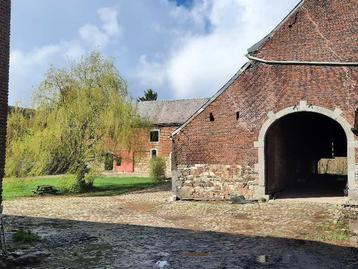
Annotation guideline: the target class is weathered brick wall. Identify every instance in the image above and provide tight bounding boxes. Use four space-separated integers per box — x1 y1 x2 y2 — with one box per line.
174 64 357 199
175 64 357 164
0 0 11 207
173 0 358 200
254 0 357 62
134 126 177 177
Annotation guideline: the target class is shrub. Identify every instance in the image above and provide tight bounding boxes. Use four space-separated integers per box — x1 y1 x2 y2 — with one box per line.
149 157 166 181
104 154 114 171
83 169 97 190
12 229 40 243
58 175 81 193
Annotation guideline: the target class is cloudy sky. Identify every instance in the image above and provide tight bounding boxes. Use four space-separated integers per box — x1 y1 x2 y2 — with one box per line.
10 0 300 106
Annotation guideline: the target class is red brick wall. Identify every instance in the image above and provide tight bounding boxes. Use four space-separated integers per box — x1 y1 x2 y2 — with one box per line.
0 0 10 206
254 0 358 62
175 64 357 165
114 126 177 176
135 126 176 176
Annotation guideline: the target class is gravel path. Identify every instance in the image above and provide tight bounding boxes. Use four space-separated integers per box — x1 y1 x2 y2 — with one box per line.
2 185 358 268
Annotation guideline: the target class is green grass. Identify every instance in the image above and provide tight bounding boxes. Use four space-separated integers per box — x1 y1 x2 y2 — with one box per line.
12 228 40 243
308 220 349 242
3 175 164 201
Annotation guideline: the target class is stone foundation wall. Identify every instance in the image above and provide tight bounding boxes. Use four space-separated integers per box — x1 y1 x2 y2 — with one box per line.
174 164 258 200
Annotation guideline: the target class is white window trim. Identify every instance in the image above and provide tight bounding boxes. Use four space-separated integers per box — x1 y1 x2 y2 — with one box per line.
149 129 160 143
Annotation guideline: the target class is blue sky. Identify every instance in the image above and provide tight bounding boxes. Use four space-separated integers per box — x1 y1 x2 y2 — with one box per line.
10 0 300 106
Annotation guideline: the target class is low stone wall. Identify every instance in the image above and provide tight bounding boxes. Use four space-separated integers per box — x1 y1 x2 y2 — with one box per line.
174 164 258 200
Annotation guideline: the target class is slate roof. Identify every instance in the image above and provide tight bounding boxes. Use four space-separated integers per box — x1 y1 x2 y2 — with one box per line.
136 98 209 126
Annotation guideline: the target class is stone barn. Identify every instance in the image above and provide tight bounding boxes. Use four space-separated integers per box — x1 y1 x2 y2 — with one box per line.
0 0 11 207
172 0 358 201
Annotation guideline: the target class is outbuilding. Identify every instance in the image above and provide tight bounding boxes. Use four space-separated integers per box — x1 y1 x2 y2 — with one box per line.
172 0 358 201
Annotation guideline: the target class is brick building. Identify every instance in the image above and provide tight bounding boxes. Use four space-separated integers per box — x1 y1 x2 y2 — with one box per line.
172 0 358 200
113 98 208 176
0 0 11 206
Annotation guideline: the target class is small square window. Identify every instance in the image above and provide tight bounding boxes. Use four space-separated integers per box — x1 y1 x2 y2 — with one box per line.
150 130 159 142
151 149 157 158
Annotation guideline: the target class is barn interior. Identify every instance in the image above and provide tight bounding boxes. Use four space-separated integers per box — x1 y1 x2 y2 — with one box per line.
265 112 348 198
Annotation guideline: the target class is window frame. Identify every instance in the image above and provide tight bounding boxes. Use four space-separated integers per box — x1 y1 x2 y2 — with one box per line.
149 129 160 143
150 148 158 159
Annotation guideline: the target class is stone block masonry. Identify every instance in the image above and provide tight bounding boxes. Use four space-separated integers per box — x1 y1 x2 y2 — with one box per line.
175 164 257 200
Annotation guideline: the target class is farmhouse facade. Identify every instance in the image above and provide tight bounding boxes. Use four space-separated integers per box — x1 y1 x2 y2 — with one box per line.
172 0 358 200
0 0 10 206
113 99 208 176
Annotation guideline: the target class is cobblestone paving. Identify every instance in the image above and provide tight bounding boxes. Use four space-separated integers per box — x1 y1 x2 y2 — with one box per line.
3 185 358 268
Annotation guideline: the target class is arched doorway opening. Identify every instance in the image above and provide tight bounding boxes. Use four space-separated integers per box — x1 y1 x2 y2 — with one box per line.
265 112 348 198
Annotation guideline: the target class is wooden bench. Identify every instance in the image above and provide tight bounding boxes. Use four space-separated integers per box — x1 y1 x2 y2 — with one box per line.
33 185 59 195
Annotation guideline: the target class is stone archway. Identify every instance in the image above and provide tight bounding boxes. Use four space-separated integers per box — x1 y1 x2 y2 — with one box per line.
254 101 358 199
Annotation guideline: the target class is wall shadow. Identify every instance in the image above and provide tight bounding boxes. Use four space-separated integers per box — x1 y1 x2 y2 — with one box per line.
2 215 358 269
80 182 171 198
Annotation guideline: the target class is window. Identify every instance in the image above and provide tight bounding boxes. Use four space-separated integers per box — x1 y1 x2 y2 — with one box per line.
209 113 215 122
150 149 157 158
236 111 240 120
115 157 122 166
150 130 159 143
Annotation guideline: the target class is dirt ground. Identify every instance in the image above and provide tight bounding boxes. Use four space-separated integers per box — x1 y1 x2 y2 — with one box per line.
2 184 358 268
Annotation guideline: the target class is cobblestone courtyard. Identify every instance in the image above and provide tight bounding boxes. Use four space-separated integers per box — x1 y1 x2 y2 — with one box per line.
3 184 358 268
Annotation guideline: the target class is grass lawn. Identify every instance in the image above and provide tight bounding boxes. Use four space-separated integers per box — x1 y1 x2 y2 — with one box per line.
3 176 164 201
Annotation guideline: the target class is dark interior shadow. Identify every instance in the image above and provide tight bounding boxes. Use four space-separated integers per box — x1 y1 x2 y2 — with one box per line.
2 215 358 269
275 175 347 199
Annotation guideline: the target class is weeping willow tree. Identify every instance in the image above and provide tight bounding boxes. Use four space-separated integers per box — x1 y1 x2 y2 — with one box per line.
6 52 146 188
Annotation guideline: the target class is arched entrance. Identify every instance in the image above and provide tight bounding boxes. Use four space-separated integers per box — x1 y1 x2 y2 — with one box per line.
255 102 357 199
265 112 347 198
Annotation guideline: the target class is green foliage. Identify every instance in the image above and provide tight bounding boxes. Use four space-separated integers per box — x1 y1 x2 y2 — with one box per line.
82 168 98 191
12 229 40 243
137 89 157 102
311 220 349 242
58 175 82 193
6 52 146 182
104 154 114 170
149 157 166 181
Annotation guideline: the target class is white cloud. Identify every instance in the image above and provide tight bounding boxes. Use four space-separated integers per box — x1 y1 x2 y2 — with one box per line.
136 55 166 87
135 0 300 99
10 1 300 105
10 6 120 105
79 7 121 48
98 7 121 37
79 24 109 48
